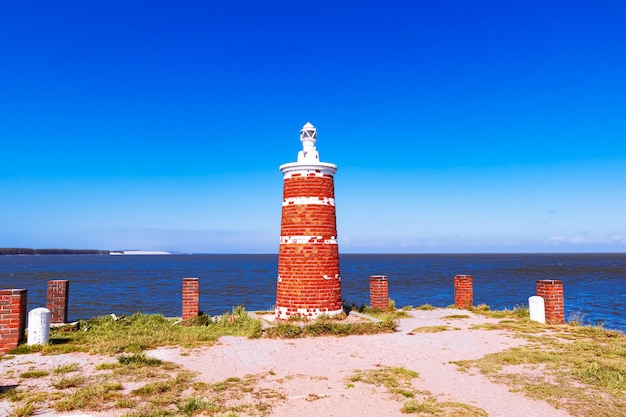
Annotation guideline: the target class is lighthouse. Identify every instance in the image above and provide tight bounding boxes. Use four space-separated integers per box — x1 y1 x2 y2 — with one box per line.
275 122 342 320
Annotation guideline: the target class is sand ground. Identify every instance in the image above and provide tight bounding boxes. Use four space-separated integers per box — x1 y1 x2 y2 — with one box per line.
0 309 574 417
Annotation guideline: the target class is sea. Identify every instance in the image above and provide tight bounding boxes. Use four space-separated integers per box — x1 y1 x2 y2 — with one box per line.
1 253 624 332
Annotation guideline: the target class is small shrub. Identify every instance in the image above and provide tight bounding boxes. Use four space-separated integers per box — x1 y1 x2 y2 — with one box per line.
53 363 79 374
52 375 85 389
176 396 212 416
118 353 163 367
20 370 49 379
8 400 36 417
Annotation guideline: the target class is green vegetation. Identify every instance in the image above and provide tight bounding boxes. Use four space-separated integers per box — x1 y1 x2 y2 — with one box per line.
469 303 530 319
8 400 36 417
5 304 624 417
409 325 456 333
453 310 626 417
264 313 398 338
443 314 471 319
19 370 49 379
5 305 398 355
343 299 411 320
9 306 261 355
53 363 79 374
348 366 487 416
2 349 284 416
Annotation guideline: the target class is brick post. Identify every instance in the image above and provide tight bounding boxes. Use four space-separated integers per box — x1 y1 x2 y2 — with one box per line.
454 275 473 309
47 280 69 324
536 279 564 324
182 278 199 319
0 289 28 354
369 275 389 310
275 122 342 320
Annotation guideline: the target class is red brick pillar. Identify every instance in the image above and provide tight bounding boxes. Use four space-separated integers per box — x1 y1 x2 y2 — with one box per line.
370 275 389 310
454 275 473 309
0 289 28 354
47 280 69 324
276 122 342 320
536 279 564 324
182 278 199 319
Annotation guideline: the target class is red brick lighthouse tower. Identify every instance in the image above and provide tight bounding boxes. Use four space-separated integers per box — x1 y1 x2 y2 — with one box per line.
275 122 342 320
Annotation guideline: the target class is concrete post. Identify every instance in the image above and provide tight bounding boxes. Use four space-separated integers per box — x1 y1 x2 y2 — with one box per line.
528 296 546 324
27 308 51 345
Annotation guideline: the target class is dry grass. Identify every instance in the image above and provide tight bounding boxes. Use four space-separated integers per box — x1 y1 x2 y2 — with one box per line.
409 325 457 334
348 366 487 416
2 352 285 417
453 314 626 417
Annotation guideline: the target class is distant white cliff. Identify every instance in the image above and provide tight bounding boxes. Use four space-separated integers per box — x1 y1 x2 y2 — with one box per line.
109 251 170 255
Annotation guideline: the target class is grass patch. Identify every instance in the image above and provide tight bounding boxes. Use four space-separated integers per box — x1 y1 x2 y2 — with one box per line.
53 381 124 412
401 399 488 416
19 370 49 379
53 363 79 374
350 366 419 398
51 374 85 389
470 304 530 319
265 313 398 338
7 306 262 355
454 317 626 417
118 352 163 367
443 314 471 319
8 400 37 417
176 396 216 416
415 304 436 311
409 325 454 333
349 366 486 416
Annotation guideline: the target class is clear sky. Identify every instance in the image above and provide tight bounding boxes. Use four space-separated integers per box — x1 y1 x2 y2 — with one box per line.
1 1 625 253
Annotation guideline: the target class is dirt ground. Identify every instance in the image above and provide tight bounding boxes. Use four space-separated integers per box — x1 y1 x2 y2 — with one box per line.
0 309 574 417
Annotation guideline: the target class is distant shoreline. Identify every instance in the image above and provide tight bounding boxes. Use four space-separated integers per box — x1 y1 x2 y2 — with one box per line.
0 248 175 256
0 248 109 255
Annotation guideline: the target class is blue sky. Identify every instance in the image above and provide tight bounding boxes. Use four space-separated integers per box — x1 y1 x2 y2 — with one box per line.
1 1 625 253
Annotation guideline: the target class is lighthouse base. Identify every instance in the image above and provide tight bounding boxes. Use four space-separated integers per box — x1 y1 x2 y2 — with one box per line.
275 306 344 321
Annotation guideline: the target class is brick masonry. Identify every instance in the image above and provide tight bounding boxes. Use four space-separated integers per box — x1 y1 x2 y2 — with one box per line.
47 280 69 324
454 275 473 309
536 279 565 324
276 173 342 319
369 275 389 310
0 289 27 354
182 278 199 319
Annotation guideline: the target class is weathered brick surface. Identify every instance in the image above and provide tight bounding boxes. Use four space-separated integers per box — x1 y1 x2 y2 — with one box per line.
454 275 473 309
536 279 565 324
283 175 335 199
47 280 69 324
0 289 27 354
369 275 389 310
276 173 342 318
182 278 199 319
280 205 337 237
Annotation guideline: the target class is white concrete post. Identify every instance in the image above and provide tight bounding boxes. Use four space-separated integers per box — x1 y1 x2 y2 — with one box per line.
529 296 546 324
27 307 51 345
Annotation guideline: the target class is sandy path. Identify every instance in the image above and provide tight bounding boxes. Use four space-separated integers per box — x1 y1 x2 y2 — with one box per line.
1 309 573 417
149 309 572 417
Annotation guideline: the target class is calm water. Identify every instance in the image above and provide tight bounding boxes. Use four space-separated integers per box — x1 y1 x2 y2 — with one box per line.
1 253 624 331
